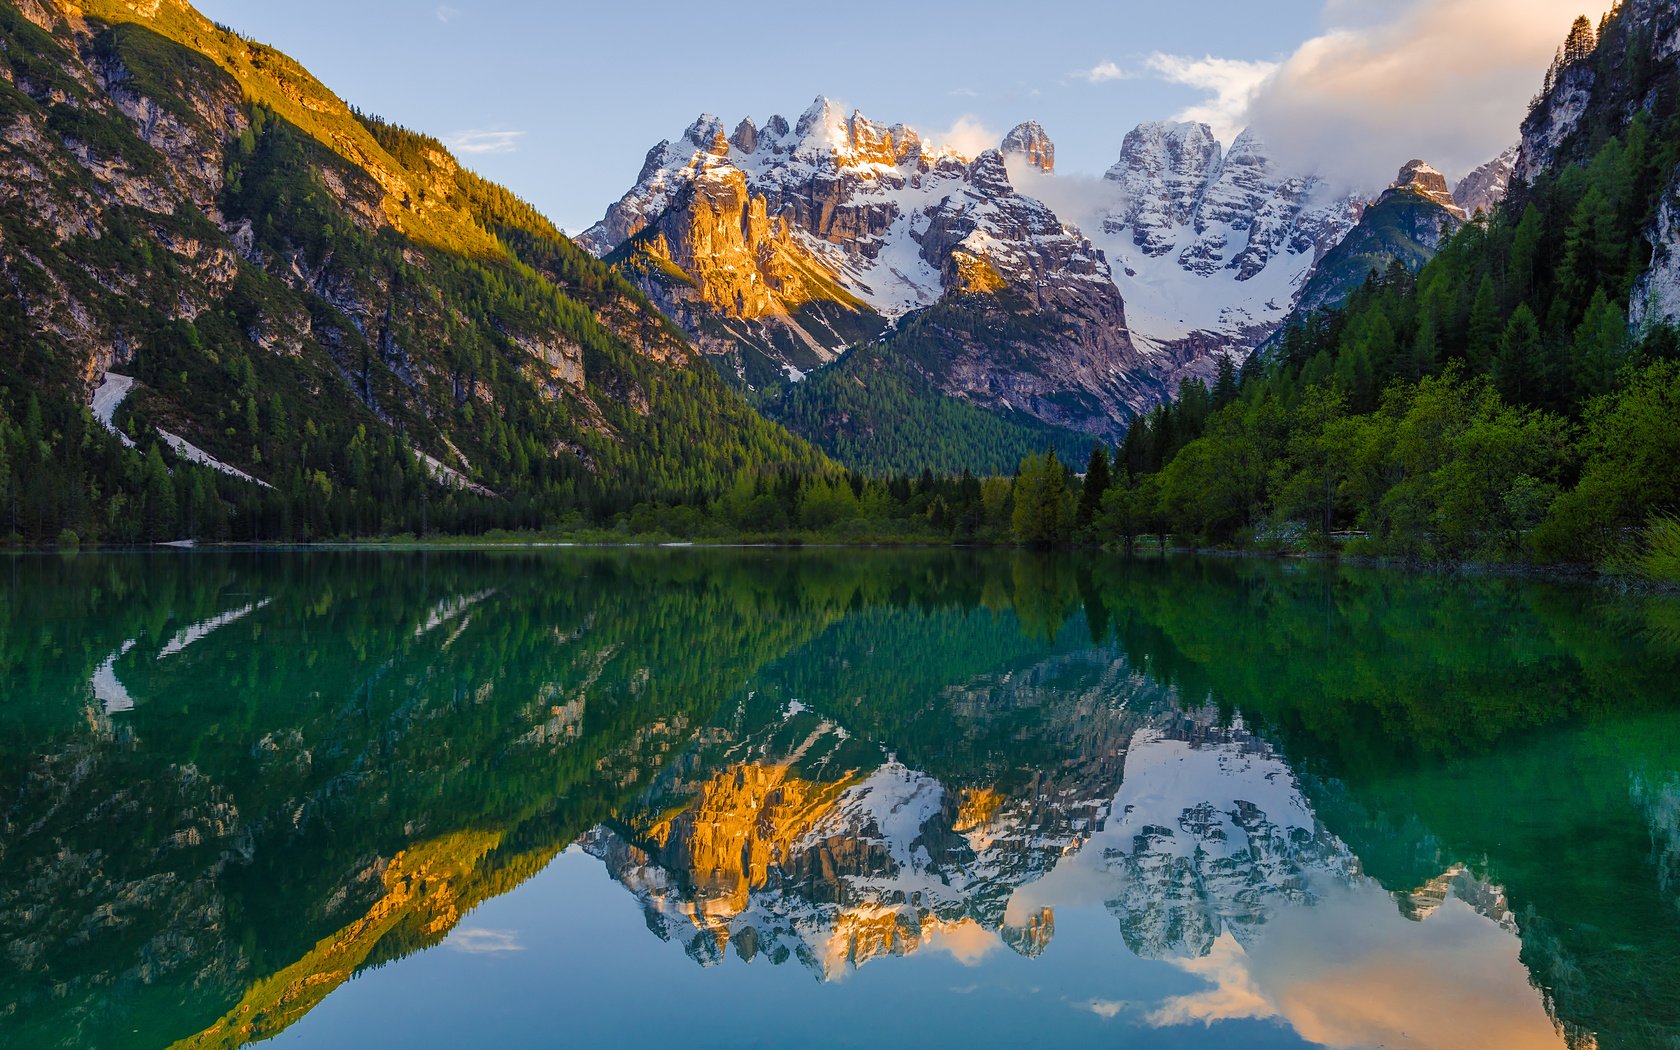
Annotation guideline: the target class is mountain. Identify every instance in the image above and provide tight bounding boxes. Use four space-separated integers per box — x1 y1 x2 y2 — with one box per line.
583 107 1401 471
0 0 825 543
1079 122 1364 358
583 100 1159 454
1293 160 1468 315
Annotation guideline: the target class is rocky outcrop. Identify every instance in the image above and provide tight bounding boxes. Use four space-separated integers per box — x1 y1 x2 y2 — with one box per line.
1514 0 1680 332
1453 145 1518 217
1633 177 1680 330
1392 159 1468 220
1000 121 1054 173
1515 62 1599 187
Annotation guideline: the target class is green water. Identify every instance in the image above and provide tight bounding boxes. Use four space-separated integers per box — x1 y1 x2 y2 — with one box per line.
2 550 1677 1049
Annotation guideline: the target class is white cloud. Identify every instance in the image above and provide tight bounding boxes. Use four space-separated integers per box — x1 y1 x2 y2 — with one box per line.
1245 0 1616 191
923 920 1003 966
1144 932 1279 1027
435 4 460 22
1077 60 1132 84
1080 999 1131 1020
934 115 1002 158
445 130 526 156
446 927 524 954
948 87 980 98
1144 53 1279 146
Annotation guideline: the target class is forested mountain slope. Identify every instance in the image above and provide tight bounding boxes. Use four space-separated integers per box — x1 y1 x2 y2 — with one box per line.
0 0 826 543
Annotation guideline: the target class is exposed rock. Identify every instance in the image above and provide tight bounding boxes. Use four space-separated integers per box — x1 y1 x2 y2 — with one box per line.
1000 121 1054 173
584 97 1157 434
1391 159 1468 220
1454 144 1518 217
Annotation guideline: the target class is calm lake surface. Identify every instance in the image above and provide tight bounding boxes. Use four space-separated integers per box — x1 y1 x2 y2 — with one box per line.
3 549 1678 1049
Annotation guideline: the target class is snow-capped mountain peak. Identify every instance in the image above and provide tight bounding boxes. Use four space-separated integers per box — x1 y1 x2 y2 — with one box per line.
1090 123 1364 352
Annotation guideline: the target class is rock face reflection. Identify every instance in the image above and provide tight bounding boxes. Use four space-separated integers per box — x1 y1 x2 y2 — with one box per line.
1 551 1677 1050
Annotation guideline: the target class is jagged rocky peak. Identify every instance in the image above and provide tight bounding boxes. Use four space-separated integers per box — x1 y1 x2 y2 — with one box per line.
730 118 759 155
791 95 925 167
1106 120 1223 182
682 113 726 152
1001 121 1055 173
1390 159 1466 218
967 148 1015 197
1103 121 1224 249
1094 119 1362 358
1454 145 1518 217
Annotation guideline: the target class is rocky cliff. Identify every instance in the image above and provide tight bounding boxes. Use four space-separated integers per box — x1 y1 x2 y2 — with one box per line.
1453 144 1519 217
1513 0 1680 331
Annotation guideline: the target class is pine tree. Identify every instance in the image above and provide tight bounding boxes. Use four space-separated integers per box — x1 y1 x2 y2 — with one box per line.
1572 289 1631 399
142 444 177 542
1563 15 1597 65
1494 305 1544 405
1077 446 1111 532
1012 451 1075 547
1510 204 1545 307
1212 355 1238 409
1468 275 1502 371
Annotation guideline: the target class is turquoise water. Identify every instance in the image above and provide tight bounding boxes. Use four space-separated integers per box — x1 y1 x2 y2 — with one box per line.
2 550 1677 1049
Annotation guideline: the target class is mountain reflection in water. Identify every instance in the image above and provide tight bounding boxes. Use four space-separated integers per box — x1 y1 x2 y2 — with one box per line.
1 550 1676 1050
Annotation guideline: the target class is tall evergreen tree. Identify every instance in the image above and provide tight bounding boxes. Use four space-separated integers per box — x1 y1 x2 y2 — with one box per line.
1468 275 1502 372
1077 446 1112 533
1212 356 1239 409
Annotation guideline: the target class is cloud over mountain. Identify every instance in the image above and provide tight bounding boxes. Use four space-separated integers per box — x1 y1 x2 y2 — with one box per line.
1244 0 1615 189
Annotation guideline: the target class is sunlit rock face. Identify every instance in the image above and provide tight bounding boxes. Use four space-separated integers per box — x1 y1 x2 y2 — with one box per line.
1001 121 1055 174
1391 160 1468 220
582 98 1155 436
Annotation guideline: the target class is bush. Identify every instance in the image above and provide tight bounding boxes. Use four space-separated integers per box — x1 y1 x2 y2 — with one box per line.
1629 515 1680 584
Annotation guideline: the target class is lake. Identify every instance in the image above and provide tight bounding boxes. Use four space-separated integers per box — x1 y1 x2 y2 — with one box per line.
3 549 1678 1049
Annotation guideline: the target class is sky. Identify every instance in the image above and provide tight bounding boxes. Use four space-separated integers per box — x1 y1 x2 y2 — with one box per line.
192 0 1612 234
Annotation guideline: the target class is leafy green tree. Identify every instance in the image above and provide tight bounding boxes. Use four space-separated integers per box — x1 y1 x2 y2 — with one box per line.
1537 360 1680 559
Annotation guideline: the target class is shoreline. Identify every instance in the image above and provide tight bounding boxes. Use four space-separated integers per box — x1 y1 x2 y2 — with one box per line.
14 537 1676 593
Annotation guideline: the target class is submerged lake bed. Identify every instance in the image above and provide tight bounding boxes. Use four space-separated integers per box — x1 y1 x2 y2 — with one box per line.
3 550 1678 1049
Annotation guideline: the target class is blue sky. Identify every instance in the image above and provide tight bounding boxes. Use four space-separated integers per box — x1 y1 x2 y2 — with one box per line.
192 0 1602 233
